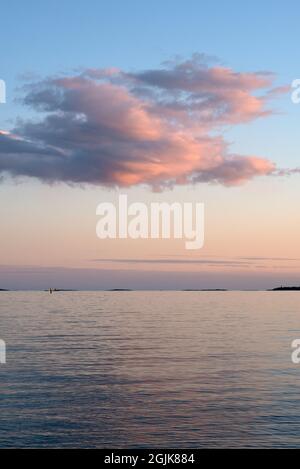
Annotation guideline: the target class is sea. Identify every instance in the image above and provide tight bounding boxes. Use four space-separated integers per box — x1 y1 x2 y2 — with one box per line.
0 291 300 448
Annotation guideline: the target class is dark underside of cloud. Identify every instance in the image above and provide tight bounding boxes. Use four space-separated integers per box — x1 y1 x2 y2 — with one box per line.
0 54 285 189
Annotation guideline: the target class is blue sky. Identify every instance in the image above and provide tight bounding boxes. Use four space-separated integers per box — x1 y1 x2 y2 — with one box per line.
1 0 299 74
1 0 299 166
1 1 300 289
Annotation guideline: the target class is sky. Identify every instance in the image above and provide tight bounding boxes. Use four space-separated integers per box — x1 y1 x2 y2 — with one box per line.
0 0 300 289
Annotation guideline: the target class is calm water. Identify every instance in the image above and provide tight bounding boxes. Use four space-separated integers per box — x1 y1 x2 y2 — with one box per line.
1 291 300 448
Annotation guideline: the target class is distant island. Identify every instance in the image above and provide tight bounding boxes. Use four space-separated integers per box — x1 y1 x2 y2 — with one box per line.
183 289 228 292
3 286 300 292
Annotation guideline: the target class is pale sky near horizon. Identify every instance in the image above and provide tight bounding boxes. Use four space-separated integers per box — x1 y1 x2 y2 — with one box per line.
0 0 300 289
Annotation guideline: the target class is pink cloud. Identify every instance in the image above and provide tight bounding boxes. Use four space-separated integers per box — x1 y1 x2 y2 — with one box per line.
0 55 283 188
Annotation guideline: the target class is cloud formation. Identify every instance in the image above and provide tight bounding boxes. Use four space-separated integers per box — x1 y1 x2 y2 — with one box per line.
0 55 281 188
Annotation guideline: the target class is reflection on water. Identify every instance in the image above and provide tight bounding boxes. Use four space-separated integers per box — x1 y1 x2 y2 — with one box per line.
0 291 300 448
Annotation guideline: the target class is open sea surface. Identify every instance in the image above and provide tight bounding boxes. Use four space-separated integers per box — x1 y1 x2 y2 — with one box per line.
1 291 300 448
